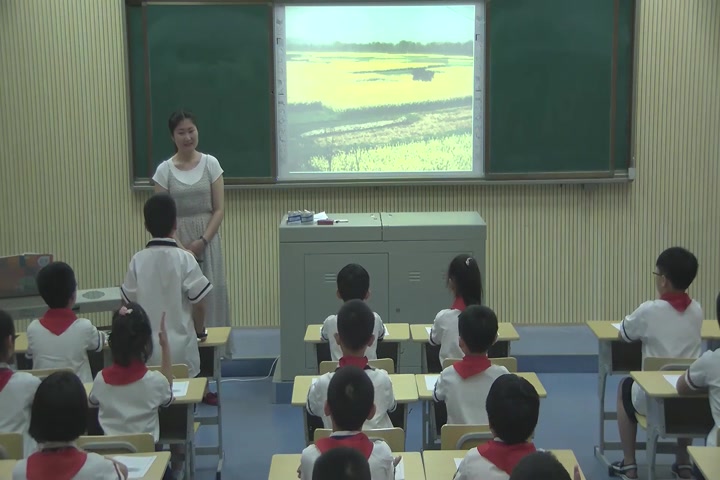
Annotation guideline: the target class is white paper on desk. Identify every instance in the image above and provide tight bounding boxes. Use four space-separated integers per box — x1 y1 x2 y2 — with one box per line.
454 458 463 470
314 212 329 221
172 381 189 398
425 375 439 391
112 455 156 479
612 322 622 332
394 458 404 480
425 326 432 335
664 374 681 389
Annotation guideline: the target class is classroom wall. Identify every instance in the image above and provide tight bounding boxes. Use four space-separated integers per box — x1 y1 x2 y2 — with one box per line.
1 0 719 330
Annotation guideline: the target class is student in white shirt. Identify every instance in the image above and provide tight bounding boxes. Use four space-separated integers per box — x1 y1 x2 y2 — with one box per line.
612 247 703 480
13 371 128 480
430 254 483 365
308 300 396 430
300 366 398 480
26 262 106 383
121 194 211 393
676 292 720 480
509 451 581 480
454 374 539 480
312 447 371 480
0 310 41 457
321 264 385 361
433 305 509 425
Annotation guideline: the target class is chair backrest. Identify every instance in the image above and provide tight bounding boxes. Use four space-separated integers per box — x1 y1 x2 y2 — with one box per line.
318 358 395 375
147 364 189 378
643 357 694 372
442 357 518 372
0 433 23 460
440 424 492 450
27 367 74 379
77 434 155 455
313 428 405 452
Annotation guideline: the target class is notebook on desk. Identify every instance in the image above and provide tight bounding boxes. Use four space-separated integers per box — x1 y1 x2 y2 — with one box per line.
0 253 53 299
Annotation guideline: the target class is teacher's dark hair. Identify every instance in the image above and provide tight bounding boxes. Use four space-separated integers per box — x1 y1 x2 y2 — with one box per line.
168 110 197 135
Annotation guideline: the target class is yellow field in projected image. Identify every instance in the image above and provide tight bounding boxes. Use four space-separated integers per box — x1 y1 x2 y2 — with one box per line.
287 51 473 110
285 51 474 174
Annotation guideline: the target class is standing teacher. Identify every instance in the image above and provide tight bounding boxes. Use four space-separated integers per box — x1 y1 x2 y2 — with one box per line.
152 111 235 385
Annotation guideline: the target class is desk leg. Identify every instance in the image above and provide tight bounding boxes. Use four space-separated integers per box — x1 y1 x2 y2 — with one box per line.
598 366 608 454
186 403 195 480
647 427 659 480
214 346 223 479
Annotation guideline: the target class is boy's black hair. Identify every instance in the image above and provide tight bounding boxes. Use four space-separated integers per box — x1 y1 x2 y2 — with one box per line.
509 452 571 480
36 262 77 309
655 247 698 291
109 302 153 367
29 371 88 443
486 374 540 445
312 447 371 480
327 365 374 431
337 264 370 302
144 193 177 238
337 299 375 351
459 305 498 354
448 254 483 306
0 310 15 360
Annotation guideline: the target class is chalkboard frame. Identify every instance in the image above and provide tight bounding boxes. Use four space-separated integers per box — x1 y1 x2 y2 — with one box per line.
483 0 636 180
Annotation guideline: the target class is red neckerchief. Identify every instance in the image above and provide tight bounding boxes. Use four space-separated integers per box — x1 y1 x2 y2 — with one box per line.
451 297 467 311
660 292 692 313
0 368 13 392
477 440 537 474
315 433 373 459
39 308 77 336
101 360 148 386
27 448 87 480
453 354 492 379
338 356 369 370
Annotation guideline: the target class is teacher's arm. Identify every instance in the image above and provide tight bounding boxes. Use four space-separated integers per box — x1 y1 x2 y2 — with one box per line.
203 175 225 242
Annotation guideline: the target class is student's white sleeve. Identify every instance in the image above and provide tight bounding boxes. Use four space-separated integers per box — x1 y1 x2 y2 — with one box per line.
383 374 397 413
120 260 138 304
429 311 444 346
151 371 174 408
84 321 105 352
299 446 319 480
151 161 170 189
685 350 714 390
183 260 213 304
433 371 447 402
88 377 101 406
376 314 385 341
306 376 327 417
375 442 395 480
320 316 332 342
206 155 224 183
620 302 651 343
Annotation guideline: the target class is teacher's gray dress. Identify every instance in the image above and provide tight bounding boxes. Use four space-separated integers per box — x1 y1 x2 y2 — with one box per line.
166 160 235 358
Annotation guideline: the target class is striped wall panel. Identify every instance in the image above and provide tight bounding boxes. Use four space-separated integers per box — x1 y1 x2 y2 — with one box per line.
1 0 719 329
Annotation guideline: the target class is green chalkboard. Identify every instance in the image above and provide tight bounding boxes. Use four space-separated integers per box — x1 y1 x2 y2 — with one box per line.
127 2 274 182
486 0 634 177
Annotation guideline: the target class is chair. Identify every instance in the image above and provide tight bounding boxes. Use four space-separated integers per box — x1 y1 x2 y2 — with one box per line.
0 433 23 460
318 358 395 375
440 424 492 450
148 364 190 378
313 428 405 452
442 357 518 372
26 367 73 379
77 433 155 455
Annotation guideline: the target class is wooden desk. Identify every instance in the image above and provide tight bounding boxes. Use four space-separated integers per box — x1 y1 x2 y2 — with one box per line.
304 323 410 372
414 372 547 400
292 374 418 446
587 319 718 465
688 446 720 480
0 452 171 480
422 449 585 480
269 452 424 480
631 371 714 480
410 323 520 374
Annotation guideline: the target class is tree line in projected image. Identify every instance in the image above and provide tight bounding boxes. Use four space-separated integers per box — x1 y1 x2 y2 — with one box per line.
285 39 475 175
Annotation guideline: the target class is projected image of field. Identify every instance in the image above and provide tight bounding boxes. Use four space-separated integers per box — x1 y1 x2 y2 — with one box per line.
283 5 475 176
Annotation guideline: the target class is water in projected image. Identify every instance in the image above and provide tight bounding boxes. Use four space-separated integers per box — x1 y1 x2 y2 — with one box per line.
284 5 475 175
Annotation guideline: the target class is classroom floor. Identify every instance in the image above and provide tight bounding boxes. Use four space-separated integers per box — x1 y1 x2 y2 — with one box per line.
190 327 692 479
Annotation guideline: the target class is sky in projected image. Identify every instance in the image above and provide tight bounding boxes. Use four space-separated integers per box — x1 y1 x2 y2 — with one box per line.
282 5 476 177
